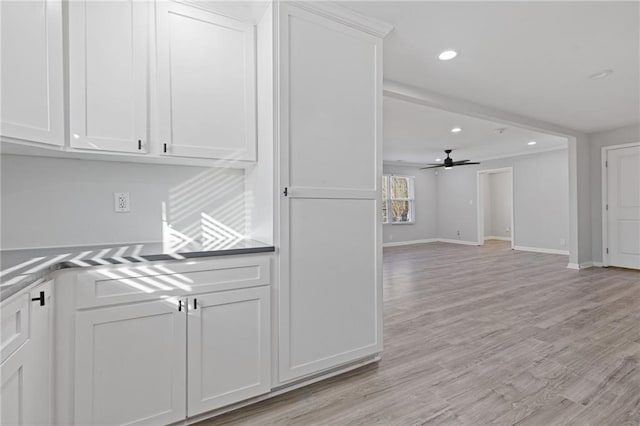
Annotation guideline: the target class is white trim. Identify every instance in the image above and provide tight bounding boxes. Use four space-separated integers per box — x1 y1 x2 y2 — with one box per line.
567 261 595 270
601 141 640 268
484 236 512 241
293 2 393 38
474 146 568 163
592 261 605 267
477 167 515 250
383 239 438 247
514 246 569 256
602 146 608 266
383 238 484 248
383 79 581 138
437 239 480 246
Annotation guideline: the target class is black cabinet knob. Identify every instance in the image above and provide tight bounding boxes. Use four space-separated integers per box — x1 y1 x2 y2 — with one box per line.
31 291 45 306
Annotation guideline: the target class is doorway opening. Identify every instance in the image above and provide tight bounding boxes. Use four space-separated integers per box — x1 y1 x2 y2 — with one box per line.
477 167 514 248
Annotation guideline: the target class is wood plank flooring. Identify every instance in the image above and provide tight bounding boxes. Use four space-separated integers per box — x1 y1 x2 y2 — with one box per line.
203 241 640 425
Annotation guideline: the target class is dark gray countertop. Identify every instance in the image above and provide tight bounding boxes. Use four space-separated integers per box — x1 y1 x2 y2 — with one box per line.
0 240 275 302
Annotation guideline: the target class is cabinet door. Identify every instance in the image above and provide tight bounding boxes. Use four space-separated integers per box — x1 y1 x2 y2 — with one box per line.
26 281 53 426
75 298 186 425
0 336 29 426
157 1 256 161
0 281 53 426
278 4 383 382
1 294 29 364
187 287 270 416
0 0 64 146
69 0 149 153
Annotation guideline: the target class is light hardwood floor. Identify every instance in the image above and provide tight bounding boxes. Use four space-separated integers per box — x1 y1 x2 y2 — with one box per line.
205 240 640 425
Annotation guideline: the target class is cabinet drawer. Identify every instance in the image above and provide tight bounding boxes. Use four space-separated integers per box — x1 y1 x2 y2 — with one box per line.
1 293 30 364
75 255 271 309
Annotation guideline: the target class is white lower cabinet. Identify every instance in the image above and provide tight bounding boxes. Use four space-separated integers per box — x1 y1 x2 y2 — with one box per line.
72 281 271 425
0 338 30 426
74 299 187 426
1 280 53 426
188 287 271 416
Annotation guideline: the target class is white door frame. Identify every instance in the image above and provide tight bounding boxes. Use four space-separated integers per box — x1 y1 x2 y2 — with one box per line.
476 167 515 248
601 141 640 267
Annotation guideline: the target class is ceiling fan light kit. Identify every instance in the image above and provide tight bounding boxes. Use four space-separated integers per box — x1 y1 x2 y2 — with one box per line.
421 149 481 170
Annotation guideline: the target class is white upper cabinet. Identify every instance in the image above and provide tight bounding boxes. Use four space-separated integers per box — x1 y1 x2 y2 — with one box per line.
69 0 149 153
156 1 257 161
1 0 64 146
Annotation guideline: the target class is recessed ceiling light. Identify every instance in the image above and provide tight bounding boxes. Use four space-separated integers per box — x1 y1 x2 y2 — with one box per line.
528 141 537 146
435 158 442 162
438 50 458 61
589 69 613 80
450 127 462 133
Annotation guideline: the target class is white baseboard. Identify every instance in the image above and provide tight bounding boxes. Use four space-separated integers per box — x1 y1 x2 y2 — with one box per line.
514 246 569 256
592 261 604 267
383 238 438 247
567 262 595 270
437 238 480 246
484 236 511 241
383 238 480 247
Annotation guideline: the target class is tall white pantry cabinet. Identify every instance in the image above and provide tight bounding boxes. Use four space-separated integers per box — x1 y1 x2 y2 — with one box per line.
272 2 386 384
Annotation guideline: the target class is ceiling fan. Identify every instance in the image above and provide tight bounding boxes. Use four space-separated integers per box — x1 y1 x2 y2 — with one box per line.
420 149 480 170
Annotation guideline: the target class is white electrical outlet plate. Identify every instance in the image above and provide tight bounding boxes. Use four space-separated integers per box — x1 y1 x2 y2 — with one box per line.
114 192 130 212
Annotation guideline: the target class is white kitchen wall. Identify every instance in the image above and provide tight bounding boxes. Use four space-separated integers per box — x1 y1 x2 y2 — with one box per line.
382 164 437 244
484 171 512 239
0 155 249 249
589 123 640 262
437 149 569 251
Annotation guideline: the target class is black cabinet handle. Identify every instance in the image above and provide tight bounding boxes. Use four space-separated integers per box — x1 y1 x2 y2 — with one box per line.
193 298 197 310
283 187 288 197
163 143 168 153
31 291 45 306
178 300 183 311
138 139 142 150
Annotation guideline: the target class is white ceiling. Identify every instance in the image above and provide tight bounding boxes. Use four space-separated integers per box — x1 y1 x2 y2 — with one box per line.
383 97 568 164
344 1 640 133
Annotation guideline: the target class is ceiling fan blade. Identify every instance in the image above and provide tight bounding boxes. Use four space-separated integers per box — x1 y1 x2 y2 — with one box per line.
420 164 445 169
454 162 481 166
452 160 471 164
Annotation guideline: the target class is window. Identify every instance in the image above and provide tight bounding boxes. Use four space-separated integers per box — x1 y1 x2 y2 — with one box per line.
382 175 415 224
